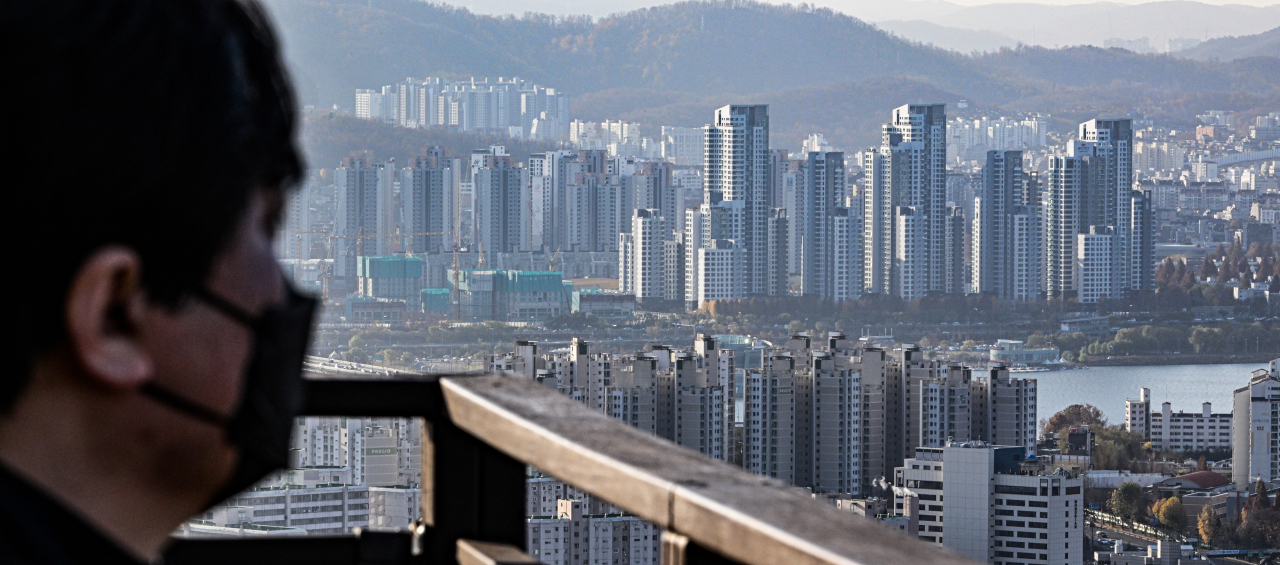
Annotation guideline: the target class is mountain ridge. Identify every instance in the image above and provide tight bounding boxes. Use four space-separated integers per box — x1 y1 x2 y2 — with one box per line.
263 0 1280 152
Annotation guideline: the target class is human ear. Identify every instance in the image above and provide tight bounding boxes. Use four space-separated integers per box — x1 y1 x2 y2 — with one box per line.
64 247 154 389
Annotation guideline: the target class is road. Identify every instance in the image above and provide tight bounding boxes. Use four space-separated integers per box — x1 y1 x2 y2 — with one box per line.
1086 522 1237 564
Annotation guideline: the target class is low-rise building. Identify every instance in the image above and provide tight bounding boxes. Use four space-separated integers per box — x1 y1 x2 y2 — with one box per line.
894 441 1084 565
1125 388 1232 453
989 340 1061 365
571 289 635 318
207 484 371 535
450 269 572 321
1149 402 1232 453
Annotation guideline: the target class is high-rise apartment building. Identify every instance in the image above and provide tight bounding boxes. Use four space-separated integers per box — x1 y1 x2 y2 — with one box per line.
974 150 1039 299
745 352 798 483
1130 189 1155 293
798 151 845 298
1046 119 1144 302
1075 227 1114 305
660 126 705 167
1010 206 1043 301
831 207 864 302
691 240 746 309
702 105 772 298
471 147 524 261
334 153 393 292
971 366 1038 455
663 239 685 303
766 208 790 298
945 206 967 295
527 150 576 252
1232 360 1280 489
864 104 949 298
402 146 453 254
795 351 863 495
1124 388 1152 439
619 209 667 304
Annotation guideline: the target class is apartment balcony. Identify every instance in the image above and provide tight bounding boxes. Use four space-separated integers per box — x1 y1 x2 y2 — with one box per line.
164 372 977 565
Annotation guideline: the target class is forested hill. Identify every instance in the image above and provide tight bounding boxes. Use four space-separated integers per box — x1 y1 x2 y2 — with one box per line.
1182 26 1280 62
264 0 1280 150
265 0 971 105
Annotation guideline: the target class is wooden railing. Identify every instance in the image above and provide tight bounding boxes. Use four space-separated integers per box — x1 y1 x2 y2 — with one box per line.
164 374 978 565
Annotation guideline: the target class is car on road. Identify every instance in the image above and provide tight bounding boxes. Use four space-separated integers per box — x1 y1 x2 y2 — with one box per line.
1096 531 1108 539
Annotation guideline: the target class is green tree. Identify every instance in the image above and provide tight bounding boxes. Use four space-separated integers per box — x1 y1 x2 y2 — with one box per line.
1199 505 1223 545
349 334 367 350
1158 497 1187 532
1111 482 1147 522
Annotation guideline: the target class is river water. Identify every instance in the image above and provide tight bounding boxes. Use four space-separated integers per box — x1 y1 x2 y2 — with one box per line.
1036 363 1266 423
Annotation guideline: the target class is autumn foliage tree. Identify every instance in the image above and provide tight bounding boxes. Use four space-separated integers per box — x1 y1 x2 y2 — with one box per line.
1155 497 1187 532
1045 404 1107 433
1199 506 1223 545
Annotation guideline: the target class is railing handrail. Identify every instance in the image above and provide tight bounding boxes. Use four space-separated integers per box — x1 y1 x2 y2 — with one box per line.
166 372 980 565
440 374 976 565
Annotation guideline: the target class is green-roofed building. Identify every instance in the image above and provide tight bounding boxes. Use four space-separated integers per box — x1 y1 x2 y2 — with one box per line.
357 256 425 309
447 269 571 321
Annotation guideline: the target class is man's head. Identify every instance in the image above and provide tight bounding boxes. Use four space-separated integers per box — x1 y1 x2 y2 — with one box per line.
1 0 304 553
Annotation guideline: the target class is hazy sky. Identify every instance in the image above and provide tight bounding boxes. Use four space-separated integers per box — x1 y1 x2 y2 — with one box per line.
446 0 1280 18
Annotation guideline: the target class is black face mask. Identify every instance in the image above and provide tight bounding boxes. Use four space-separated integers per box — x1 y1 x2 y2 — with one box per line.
140 281 317 506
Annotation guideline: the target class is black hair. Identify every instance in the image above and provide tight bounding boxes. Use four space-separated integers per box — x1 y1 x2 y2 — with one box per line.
1 0 303 411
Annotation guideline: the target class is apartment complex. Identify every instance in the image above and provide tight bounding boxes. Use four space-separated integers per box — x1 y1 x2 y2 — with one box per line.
1124 387 1232 452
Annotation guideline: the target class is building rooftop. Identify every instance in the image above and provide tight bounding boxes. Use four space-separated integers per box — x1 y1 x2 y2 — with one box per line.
1166 471 1231 489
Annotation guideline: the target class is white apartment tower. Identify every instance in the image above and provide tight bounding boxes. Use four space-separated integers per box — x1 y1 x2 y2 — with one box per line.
1046 119 1140 301
1124 388 1152 439
691 240 745 309
974 150 1037 299
1075 227 1115 304
894 206 928 299
702 104 772 298
798 151 846 299
832 207 864 301
619 209 667 303
864 104 948 299
1232 360 1280 489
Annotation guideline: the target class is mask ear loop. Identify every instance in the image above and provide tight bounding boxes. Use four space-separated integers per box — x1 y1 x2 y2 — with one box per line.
136 286 266 427
139 382 229 427
189 286 260 329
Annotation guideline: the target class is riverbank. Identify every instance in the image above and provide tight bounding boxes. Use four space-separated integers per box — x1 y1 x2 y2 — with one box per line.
1074 353 1278 367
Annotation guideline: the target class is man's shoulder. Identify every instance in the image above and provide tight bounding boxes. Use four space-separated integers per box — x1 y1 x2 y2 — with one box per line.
0 465 144 565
